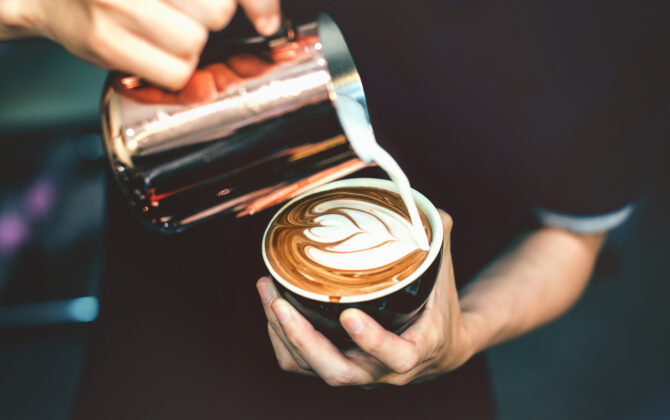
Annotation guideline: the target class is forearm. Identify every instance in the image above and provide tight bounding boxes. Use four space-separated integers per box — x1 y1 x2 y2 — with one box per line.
459 227 606 354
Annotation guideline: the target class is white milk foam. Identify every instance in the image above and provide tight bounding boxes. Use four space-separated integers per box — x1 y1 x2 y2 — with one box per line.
335 95 430 250
303 199 420 271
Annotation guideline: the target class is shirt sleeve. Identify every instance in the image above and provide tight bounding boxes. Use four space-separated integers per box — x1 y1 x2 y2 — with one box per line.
534 204 636 234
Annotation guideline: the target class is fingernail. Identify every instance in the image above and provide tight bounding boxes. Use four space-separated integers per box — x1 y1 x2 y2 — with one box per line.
258 15 280 35
257 280 276 305
341 313 364 334
272 300 292 325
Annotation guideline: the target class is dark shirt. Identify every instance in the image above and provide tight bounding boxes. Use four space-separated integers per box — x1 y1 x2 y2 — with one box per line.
74 2 668 419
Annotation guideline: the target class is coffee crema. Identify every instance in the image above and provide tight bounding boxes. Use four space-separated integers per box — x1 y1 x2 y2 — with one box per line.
264 187 431 299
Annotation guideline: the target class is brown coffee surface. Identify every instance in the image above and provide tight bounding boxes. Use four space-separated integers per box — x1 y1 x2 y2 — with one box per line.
264 187 431 298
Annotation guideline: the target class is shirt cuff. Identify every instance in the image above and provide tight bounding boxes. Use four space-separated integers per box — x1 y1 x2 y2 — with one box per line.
533 203 636 233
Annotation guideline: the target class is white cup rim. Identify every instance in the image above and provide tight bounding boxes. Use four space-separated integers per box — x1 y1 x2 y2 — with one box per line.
261 177 443 304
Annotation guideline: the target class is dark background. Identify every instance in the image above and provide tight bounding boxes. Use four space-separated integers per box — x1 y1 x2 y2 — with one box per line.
1 39 669 420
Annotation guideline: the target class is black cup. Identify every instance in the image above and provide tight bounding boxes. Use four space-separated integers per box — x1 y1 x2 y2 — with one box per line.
262 178 444 347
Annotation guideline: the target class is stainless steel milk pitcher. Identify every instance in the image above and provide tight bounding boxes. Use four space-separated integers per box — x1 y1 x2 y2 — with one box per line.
101 14 374 233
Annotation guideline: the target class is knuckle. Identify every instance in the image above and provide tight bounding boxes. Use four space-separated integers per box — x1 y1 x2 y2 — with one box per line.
207 16 225 32
323 376 340 387
208 1 236 30
283 327 306 352
277 356 298 372
183 26 208 53
89 0 113 13
220 0 238 16
83 22 107 53
83 14 117 63
92 0 116 8
323 371 354 388
393 356 418 374
168 59 196 89
385 375 411 386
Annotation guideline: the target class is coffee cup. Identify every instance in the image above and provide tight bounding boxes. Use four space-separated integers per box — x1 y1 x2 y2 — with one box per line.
262 177 443 346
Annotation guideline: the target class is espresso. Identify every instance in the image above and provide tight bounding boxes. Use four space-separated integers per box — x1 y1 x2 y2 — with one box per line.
264 187 431 299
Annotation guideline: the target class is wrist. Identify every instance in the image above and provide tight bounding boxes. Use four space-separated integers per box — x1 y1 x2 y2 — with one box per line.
437 312 486 373
459 296 518 355
0 0 46 39
459 310 490 356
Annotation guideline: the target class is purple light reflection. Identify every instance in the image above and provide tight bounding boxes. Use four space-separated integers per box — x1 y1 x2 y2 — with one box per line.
23 178 57 220
0 213 29 256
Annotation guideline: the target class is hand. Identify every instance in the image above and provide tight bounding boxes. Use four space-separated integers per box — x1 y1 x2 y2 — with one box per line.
117 55 273 105
116 35 316 104
256 210 479 387
0 0 281 89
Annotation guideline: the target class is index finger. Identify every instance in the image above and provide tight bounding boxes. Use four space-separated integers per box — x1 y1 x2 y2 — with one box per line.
270 299 377 386
340 308 425 374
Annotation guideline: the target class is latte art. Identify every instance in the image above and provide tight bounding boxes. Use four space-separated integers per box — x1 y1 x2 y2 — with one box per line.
265 187 431 298
304 200 421 270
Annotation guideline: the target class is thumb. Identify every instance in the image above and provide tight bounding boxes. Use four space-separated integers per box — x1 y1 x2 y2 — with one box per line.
427 209 457 306
437 209 453 254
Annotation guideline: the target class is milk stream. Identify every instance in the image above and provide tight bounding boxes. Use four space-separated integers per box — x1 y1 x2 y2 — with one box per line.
335 95 430 251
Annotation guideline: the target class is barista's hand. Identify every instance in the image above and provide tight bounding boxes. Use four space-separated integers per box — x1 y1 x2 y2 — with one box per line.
256 210 478 386
117 35 314 105
0 0 281 90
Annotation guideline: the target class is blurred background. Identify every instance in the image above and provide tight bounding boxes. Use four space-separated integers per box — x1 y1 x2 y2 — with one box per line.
0 39 668 420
